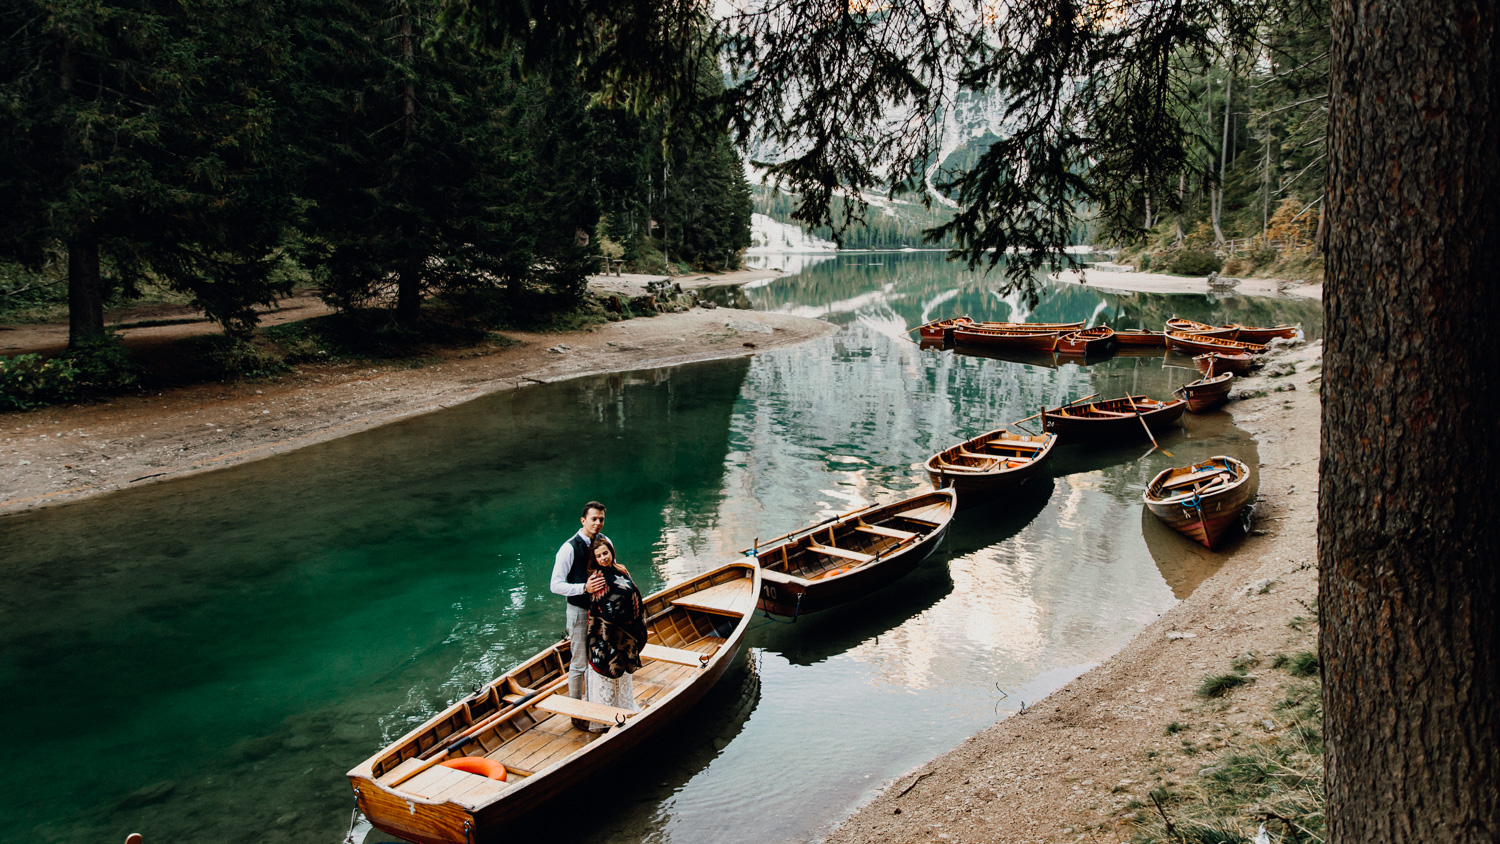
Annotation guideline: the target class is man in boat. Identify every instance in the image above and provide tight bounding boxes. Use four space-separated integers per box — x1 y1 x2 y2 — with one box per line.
550 501 611 707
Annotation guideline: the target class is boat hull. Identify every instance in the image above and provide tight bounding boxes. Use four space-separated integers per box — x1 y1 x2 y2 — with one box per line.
1042 396 1186 441
925 431 1057 500
1193 352 1258 375
1166 331 1268 355
1179 372 1234 412
1165 318 1240 339
953 327 1062 350
754 490 956 616
1234 324 1300 344
1114 330 1166 347
349 563 761 844
1057 327 1116 355
917 316 973 342
1144 456 1253 549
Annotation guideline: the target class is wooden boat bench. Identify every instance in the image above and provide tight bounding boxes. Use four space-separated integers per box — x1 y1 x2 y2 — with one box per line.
641 642 712 667
855 523 918 541
808 543 876 563
532 694 640 725
955 449 1002 464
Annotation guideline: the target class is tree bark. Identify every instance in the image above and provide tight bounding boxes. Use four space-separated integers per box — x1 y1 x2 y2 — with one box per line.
66 235 105 346
1322 0 1500 841
1213 61 1231 244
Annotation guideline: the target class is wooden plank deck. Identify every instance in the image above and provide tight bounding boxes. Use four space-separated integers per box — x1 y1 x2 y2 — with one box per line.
670 578 753 615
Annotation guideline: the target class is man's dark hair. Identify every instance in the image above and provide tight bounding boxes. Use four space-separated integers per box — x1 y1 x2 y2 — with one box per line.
581 501 607 518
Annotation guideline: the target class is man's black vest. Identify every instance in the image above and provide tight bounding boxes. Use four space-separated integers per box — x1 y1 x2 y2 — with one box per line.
565 533 602 608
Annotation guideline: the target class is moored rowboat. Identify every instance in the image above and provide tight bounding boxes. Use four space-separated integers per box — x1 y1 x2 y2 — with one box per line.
916 316 974 342
1233 323 1301 344
1166 331 1268 355
1193 351 1260 375
1114 329 1166 347
1144 455 1253 549
348 562 761 844
1041 395 1186 441
753 490 956 617
971 320 1085 332
1056 326 1116 355
1176 372 1234 412
1165 318 1240 339
952 325 1064 350
926 430 1057 499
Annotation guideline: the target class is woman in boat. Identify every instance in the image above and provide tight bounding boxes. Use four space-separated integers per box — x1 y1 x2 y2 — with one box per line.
583 537 647 731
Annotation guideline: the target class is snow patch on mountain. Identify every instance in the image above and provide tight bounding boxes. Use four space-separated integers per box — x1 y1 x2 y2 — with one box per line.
747 213 838 253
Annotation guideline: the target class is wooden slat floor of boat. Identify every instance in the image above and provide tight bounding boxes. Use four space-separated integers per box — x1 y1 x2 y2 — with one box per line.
402 765 508 802
642 642 711 666
670 578 753 615
898 503 951 523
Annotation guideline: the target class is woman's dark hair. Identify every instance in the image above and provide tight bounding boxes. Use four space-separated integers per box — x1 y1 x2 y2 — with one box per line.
590 536 625 575
581 500 607 518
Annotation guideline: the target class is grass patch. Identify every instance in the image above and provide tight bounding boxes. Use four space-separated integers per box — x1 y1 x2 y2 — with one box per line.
1196 673 1252 699
1129 682 1324 844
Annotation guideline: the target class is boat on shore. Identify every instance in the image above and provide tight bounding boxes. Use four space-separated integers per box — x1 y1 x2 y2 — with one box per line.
1193 351 1260 375
1176 372 1234 412
1144 455 1253 549
1166 331 1268 356
916 316 975 342
1234 323 1301 343
1041 395 1186 441
952 326 1064 351
1114 329 1167 347
348 562 761 844
1165 318 1240 339
1057 326 1116 355
925 431 1057 499
753 490 956 617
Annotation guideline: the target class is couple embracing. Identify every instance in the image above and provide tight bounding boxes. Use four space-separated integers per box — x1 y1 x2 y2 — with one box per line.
548 501 647 731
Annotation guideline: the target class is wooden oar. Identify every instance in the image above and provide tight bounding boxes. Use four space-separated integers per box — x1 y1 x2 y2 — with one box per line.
388 675 568 787
1010 393 1098 427
1127 396 1173 457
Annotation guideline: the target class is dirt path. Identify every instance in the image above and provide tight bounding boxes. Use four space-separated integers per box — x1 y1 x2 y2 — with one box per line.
1 274 832 516
827 340 1324 844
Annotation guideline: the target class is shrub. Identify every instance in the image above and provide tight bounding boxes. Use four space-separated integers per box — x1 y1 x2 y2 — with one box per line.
59 334 140 393
0 354 77 410
1138 253 1154 271
194 336 289 379
1167 249 1224 276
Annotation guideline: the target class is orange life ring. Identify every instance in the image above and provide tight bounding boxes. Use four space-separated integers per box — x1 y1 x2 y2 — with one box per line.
439 757 507 781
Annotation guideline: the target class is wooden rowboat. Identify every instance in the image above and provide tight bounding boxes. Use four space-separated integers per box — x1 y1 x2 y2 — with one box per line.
952 326 1063 350
1041 395 1186 441
916 316 974 342
1193 351 1260 375
1233 323 1301 344
753 490 956 617
1144 455 1253 550
348 561 761 844
971 320 1084 332
1166 330 1268 355
925 430 1057 499
1165 318 1240 339
1114 329 1167 347
1056 326 1116 355
1176 372 1234 413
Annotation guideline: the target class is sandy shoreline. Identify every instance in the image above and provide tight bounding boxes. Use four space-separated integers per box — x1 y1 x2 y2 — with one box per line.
0 269 833 517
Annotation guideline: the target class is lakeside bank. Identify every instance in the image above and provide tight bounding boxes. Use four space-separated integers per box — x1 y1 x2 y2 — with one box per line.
0 269 832 517
828 289 1324 843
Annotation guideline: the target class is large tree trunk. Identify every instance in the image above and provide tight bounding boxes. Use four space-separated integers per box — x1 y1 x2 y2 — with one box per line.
396 254 422 327
67 235 105 347
1322 0 1500 841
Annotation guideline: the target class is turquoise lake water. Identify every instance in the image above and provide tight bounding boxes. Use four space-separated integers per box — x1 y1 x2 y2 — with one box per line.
0 252 1321 843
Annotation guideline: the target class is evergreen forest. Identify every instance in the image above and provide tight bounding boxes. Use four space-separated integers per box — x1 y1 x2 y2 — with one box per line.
0 0 753 389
